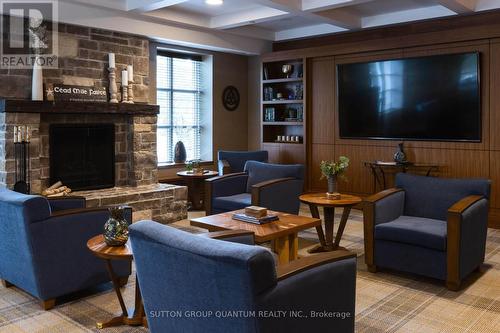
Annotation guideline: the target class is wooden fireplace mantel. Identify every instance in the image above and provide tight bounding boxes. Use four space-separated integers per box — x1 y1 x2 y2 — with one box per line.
0 99 159 115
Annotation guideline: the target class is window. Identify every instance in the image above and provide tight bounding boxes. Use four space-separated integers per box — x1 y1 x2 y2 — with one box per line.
156 52 203 164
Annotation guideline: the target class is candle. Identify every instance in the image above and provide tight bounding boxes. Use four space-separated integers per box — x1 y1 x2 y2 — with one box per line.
108 53 115 68
26 126 30 143
121 70 128 87
14 126 18 143
127 65 133 82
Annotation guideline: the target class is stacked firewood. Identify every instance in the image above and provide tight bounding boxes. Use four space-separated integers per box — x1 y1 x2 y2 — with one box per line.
42 181 72 197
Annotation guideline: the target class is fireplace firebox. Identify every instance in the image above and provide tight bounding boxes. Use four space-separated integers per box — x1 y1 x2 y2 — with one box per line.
50 124 115 191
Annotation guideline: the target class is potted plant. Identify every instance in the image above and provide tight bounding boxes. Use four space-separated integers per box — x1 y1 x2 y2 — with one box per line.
320 156 350 199
186 159 202 174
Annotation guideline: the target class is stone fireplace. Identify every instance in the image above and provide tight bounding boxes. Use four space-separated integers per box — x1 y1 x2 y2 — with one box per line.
0 99 187 223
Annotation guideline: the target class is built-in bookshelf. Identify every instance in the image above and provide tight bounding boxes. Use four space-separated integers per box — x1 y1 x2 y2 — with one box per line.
261 58 306 164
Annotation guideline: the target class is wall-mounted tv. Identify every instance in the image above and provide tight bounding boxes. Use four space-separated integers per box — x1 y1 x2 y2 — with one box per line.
337 52 481 142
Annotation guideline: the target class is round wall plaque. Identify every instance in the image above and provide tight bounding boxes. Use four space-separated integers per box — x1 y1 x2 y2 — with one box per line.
222 85 240 111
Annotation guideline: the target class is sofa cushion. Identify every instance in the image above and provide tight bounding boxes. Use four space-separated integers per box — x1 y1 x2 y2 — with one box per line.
244 161 304 193
212 193 251 212
374 215 447 251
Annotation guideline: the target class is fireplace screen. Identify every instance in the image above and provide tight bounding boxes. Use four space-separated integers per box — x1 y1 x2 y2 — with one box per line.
50 124 115 191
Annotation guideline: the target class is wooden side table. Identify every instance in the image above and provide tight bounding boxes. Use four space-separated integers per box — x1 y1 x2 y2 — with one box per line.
299 193 362 252
177 170 218 210
87 235 147 329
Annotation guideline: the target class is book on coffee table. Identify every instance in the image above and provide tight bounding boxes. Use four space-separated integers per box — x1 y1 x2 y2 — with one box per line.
232 213 279 225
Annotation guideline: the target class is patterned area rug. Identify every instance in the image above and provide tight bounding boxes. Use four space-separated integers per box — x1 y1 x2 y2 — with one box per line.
1 208 499 333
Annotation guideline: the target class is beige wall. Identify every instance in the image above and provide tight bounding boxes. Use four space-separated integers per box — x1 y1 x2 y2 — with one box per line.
247 56 262 150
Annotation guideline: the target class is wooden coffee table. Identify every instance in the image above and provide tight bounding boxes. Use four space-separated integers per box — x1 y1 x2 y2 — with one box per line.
190 210 321 265
177 170 218 210
87 235 147 329
299 193 362 253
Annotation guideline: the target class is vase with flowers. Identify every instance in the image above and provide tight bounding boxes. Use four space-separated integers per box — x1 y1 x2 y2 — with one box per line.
320 156 350 199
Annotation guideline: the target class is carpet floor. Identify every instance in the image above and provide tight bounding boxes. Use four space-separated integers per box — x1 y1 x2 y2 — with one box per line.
1 208 499 333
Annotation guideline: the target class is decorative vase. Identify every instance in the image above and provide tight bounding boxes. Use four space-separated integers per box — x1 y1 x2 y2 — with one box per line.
32 58 43 101
326 176 341 199
103 207 129 247
393 142 407 164
174 141 187 163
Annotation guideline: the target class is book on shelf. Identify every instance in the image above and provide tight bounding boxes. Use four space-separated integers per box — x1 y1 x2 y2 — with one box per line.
232 213 279 225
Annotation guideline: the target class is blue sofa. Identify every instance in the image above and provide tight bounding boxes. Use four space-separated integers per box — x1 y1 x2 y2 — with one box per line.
218 150 268 175
363 173 491 290
0 188 131 309
130 221 357 333
206 161 304 215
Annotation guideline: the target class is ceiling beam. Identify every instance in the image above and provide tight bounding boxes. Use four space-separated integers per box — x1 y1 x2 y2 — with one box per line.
302 0 375 12
254 0 360 30
210 7 289 29
126 0 189 13
362 5 456 28
314 8 361 29
435 0 477 14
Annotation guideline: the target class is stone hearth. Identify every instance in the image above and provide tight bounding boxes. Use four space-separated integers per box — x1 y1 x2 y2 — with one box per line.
0 100 188 224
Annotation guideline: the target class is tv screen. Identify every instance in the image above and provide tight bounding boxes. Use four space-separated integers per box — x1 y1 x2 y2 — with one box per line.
337 52 481 141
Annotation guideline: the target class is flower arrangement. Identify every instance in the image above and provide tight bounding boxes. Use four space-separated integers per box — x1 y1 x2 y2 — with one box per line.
185 159 202 173
320 156 350 180
320 156 350 198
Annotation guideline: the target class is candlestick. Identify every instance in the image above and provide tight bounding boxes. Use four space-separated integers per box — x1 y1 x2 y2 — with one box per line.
108 67 118 103
108 53 115 68
121 70 128 87
127 80 134 104
121 84 128 103
127 65 133 82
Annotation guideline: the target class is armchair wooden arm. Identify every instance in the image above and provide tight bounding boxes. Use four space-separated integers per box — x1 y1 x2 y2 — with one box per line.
205 172 247 184
251 177 295 204
277 250 356 281
200 229 255 243
363 188 403 272
446 195 484 291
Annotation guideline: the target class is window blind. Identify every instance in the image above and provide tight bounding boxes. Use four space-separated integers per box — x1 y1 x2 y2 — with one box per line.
156 53 202 164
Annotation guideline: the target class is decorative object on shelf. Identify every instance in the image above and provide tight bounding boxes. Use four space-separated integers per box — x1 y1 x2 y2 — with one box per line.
276 92 284 100
263 67 269 80
222 85 240 111
108 53 118 103
294 84 303 100
103 206 129 247
53 84 107 102
276 135 301 143
42 181 72 197
121 70 129 103
393 142 408 164
186 159 203 174
281 64 292 78
31 57 43 101
127 65 134 103
297 106 304 121
174 141 187 163
45 83 54 101
264 107 275 121
13 125 31 194
320 156 350 200
264 86 273 101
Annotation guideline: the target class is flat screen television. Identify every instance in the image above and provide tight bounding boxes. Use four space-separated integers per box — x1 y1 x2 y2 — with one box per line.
337 52 481 141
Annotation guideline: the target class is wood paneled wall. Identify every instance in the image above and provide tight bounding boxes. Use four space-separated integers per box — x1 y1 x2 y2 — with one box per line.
263 12 500 228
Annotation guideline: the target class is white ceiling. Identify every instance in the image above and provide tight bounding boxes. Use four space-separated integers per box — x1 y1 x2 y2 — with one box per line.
65 0 500 42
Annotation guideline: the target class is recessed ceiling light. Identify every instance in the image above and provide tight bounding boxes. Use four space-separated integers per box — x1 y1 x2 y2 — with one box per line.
205 0 223 5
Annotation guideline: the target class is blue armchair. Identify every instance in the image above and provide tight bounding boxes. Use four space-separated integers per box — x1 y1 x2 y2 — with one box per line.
205 161 304 215
363 173 491 290
218 150 268 175
0 188 131 309
130 220 357 333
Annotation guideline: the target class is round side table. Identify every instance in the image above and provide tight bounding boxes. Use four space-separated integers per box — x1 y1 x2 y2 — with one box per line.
177 170 218 210
299 193 362 252
87 235 147 329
